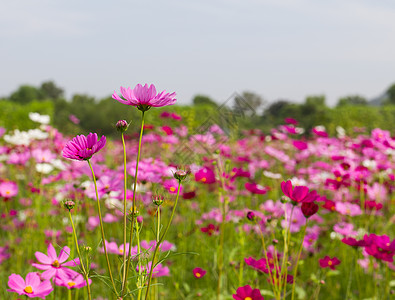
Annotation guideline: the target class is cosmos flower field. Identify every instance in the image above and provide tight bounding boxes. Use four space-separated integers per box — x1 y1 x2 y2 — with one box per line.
0 84 394 300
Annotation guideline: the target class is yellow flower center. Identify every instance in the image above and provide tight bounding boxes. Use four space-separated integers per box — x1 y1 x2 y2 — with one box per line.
52 260 60 268
328 261 333 266
24 286 33 293
5 190 10 195
170 187 176 192
68 282 76 287
336 177 342 182
201 177 207 182
245 297 253 300
119 248 124 254
196 272 201 278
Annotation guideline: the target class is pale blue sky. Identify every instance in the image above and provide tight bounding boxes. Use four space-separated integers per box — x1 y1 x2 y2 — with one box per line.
1 0 395 106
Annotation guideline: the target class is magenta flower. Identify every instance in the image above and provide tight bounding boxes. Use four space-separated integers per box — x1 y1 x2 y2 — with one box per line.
112 83 176 111
7 272 53 298
233 285 264 300
32 244 79 279
195 167 216 184
363 234 395 262
62 133 106 161
193 267 207 278
281 180 318 204
245 182 268 195
301 202 319 218
319 256 341 270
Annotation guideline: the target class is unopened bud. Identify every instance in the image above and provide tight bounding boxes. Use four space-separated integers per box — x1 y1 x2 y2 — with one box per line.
63 200 75 211
174 169 189 182
116 120 129 133
152 195 164 206
83 246 92 253
246 211 255 221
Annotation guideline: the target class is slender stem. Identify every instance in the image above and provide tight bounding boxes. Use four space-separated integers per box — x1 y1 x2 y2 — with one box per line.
121 132 128 293
257 222 279 299
136 220 143 300
124 111 146 296
291 219 308 300
144 182 182 300
87 160 119 297
68 211 92 300
281 205 295 299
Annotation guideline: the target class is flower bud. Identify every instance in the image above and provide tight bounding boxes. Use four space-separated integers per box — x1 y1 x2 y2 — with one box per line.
152 195 164 206
63 200 75 211
116 120 129 133
174 169 189 182
246 211 255 221
83 246 92 253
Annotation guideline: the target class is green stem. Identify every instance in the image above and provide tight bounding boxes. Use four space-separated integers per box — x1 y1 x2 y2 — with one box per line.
121 132 128 294
87 160 119 297
291 219 308 300
144 182 182 300
124 111 146 296
281 205 295 299
68 211 92 300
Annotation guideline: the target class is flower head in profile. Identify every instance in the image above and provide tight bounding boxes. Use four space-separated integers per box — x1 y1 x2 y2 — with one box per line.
62 133 106 161
7 272 53 298
112 83 176 111
233 285 264 300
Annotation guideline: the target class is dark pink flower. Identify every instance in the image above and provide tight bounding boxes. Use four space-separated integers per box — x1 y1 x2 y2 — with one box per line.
62 133 106 161
32 244 79 280
285 118 298 125
301 202 319 218
193 267 206 278
7 272 53 298
281 180 318 204
319 256 341 270
233 285 264 300
245 182 268 195
200 224 219 236
112 83 176 111
363 234 395 262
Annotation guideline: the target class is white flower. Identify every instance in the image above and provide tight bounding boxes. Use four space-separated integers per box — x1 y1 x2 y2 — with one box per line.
36 163 54 174
29 112 50 125
263 171 282 179
51 159 66 170
27 129 48 140
336 126 346 138
314 125 326 131
4 130 31 145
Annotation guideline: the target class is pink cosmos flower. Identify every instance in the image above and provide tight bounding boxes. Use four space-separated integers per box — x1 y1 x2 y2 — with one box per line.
7 272 53 298
32 244 79 279
54 272 92 289
319 256 341 270
335 202 362 216
0 181 18 198
112 83 176 111
193 267 206 278
137 262 170 278
233 285 264 300
62 133 106 161
195 167 216 184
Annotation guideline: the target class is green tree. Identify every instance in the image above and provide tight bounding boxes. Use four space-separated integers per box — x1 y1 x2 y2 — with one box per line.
385 82 395 105
234 91 264 116
192 95 218 107
9 85 44 104
337 95 367 107
40 81 64 100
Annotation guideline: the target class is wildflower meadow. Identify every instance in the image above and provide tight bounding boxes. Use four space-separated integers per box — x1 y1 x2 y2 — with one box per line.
0 83 394 300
